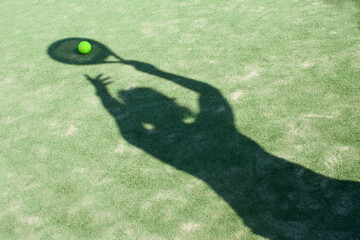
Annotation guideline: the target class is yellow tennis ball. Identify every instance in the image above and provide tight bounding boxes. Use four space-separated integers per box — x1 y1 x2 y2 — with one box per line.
78 41 92 54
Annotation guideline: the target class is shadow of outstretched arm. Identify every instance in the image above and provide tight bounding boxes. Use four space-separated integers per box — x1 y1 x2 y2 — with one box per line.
85 74 152 141
85 74 125 118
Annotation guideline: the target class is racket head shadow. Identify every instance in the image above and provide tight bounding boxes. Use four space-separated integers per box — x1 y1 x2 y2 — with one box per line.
48 38 119 65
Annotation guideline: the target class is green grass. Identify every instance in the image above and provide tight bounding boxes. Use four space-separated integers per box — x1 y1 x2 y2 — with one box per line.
1 0 360 239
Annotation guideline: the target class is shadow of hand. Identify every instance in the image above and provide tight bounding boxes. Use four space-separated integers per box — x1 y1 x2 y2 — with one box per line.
85 74 113 93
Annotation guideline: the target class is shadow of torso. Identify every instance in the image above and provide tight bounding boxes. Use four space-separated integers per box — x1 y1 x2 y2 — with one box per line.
89 62 360 240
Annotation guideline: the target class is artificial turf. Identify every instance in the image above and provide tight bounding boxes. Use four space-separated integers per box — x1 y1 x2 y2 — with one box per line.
1 0 359 239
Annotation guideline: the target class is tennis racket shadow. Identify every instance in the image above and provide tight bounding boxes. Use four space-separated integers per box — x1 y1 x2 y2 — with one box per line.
48 37 125 65
48 38 157 72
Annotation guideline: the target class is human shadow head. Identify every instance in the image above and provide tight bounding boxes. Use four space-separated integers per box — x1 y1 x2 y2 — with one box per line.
119 87 194 126
47 37 123 65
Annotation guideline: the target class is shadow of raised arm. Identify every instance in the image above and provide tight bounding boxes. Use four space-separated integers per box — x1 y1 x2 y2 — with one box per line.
85 74 127 120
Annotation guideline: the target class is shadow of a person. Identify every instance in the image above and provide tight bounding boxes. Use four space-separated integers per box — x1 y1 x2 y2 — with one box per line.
85 61 359 239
